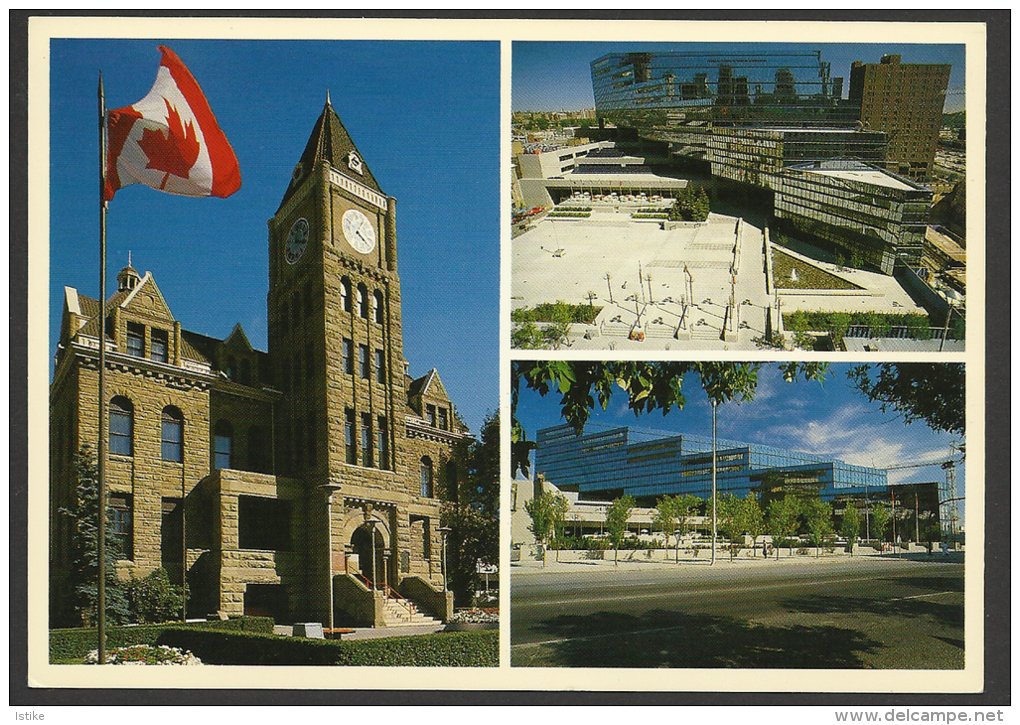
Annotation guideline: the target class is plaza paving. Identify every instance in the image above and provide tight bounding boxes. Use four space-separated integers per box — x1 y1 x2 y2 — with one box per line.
512 204 929 351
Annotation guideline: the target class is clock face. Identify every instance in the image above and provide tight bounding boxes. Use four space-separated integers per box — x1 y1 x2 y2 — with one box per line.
342 209 377 255
285 218 309 265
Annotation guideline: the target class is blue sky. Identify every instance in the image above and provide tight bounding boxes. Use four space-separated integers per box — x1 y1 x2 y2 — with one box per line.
514 364 965 507
512 42 966 114
49 39 500 434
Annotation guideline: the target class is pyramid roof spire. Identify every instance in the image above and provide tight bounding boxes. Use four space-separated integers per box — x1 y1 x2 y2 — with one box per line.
277 98 384 212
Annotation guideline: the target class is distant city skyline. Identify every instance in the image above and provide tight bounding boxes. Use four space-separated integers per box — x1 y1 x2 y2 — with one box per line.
513 42 965 115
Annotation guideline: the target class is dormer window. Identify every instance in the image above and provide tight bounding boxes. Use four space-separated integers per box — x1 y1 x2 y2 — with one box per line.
151 329 168 363
347 151 363 175
426 404 437 427
126 323 144 357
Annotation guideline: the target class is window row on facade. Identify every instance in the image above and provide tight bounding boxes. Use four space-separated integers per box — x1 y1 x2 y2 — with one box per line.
343 409 390 471
109 397 184 462
125 322 169 363
341 339 387 384
109 396 270 473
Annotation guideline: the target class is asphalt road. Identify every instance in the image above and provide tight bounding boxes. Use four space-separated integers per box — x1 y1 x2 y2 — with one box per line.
511 555 965 669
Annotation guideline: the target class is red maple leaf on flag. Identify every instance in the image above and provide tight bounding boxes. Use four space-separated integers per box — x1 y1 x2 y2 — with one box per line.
137 99 201 190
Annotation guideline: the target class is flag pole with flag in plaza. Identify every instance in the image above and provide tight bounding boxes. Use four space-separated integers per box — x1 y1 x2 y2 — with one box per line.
95 46 240 663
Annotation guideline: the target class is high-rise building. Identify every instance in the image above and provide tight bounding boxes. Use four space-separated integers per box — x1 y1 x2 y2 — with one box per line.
592 50 853 130
849 54 951 181
49 99 471 628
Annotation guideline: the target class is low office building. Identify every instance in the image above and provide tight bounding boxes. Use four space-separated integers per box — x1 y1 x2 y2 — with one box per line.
535 424 888 506
510 475 660 547
517 141 610 179
534 424 944 540
706 127 887 190
774 161 933 274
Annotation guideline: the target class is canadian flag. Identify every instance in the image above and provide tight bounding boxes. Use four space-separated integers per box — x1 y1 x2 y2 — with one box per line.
104 46 241 201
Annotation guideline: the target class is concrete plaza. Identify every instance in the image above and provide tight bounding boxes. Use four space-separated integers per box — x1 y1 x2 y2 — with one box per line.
511 204 927 351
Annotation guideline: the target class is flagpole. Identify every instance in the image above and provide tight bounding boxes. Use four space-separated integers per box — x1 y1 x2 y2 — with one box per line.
97 73 108 665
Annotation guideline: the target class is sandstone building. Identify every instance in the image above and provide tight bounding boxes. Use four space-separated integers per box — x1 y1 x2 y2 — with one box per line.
50 100 471 628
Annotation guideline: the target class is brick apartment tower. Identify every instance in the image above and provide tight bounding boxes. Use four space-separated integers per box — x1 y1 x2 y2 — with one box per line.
849 54 951 182
50 99 468 628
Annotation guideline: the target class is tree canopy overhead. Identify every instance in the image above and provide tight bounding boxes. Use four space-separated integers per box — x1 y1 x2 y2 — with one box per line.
848 363 965 440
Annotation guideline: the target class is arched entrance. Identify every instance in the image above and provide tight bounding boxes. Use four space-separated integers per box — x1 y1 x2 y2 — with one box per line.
350 523 387 590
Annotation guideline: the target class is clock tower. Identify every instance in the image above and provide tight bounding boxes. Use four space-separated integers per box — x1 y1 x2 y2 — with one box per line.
267 98 455 624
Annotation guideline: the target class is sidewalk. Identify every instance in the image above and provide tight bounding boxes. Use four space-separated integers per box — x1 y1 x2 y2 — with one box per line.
512 548 963 574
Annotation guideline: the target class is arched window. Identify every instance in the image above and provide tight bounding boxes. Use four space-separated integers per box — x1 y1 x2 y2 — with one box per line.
109 396 133 456
420 456 434 498
161 406 184 462
213 419 233 470
357 283 369 319
373 290 385 324
340 278 353 313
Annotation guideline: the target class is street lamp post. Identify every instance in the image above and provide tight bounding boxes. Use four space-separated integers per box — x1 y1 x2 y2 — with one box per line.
438 526 452 593
674 528 681 565
711 398 718 567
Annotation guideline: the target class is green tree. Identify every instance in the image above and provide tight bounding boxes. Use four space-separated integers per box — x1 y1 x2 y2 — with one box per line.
841 501 861 556
511 361 829 478
441 411 499 604
605 495 635 566
803 498 834 557
742 495 765 557
59 444 131 627
848 364 965 441
652 495 679 550
870 502 891 550
715 494 745 561
767 496 801 559
525 490 569 567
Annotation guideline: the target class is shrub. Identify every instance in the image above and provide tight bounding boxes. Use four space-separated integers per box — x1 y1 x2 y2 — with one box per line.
50 617 274 662
158 628 498 666
128 568 187 624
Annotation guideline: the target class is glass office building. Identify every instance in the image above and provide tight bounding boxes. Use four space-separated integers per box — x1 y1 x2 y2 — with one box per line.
775 161 933 273
535 423 889 506
591 51 856 133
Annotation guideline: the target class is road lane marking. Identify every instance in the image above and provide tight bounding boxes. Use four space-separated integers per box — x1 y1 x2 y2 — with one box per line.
512 624 697 650
889 590 957 601
513 575 881 608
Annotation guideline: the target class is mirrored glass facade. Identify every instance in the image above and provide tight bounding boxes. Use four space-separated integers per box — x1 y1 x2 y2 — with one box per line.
535 423 889 506
592 51 856 132
775 161 932 273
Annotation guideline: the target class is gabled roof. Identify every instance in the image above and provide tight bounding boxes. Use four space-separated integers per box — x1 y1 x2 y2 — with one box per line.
277 99 384 212
223 322 254 353
408 368 451 403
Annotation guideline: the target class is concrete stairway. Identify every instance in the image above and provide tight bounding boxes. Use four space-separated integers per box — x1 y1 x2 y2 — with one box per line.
380 597 442 628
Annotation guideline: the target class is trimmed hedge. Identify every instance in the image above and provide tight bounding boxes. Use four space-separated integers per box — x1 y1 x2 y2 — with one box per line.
158 628 498 666
50 617 273 662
